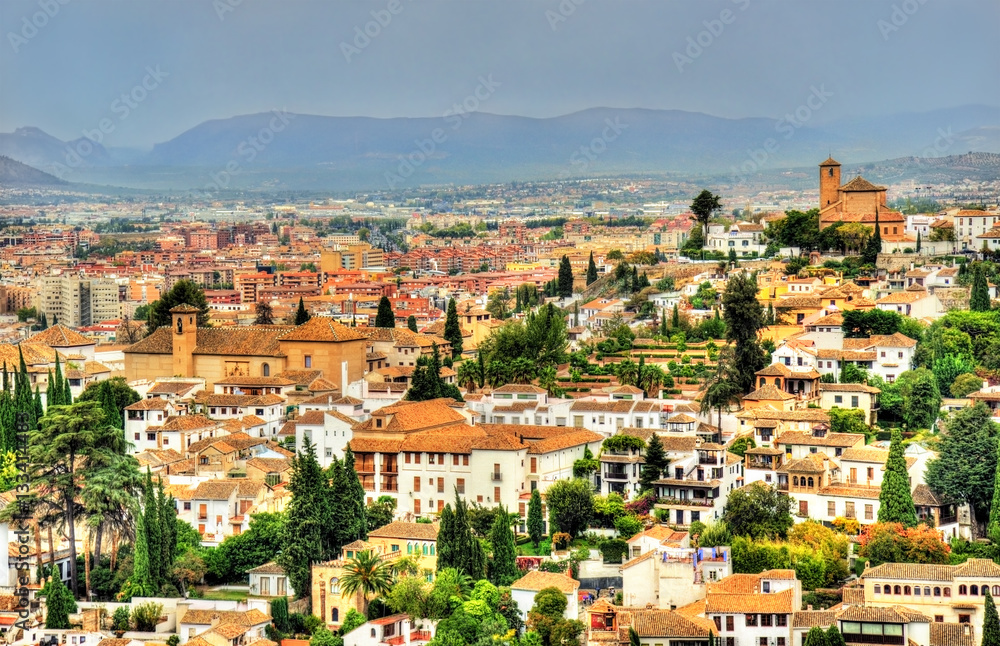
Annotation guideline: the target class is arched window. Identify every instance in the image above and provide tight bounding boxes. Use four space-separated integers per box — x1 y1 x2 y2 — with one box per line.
760 378 767 387
914 587 921 596
874 585 881 594
332 609 339 622
894 585 901 595
793 476 799 486
933 587 941 597
407 542 412 554
960 585 968 595
985 585 991 596
371 629 376 638
807 477 814 488
430 544 435 555
924 587 931 596
423 544 428 555
903 586 911 595
262 363 270 377
330 578 340 595
944 588 951 597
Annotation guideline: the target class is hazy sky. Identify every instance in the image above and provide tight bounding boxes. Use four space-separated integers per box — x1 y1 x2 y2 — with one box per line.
1 0 998 147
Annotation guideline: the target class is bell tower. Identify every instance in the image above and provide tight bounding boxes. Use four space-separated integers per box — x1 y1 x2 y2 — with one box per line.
819 156 841 209
170 303 199 377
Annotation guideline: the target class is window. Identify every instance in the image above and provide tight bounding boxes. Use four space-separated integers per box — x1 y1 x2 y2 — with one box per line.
457 478 465 494
762 581 770 593
874 584 881 594
134 433 140 440
494 486 501 503
745 614 757 627
530 457 537 473
463 455 469 466
184 502 192 511
304 355 312 368
453 455 459 466
960 614 971 624
329 577 340 594
827 501 835 516
903 586 911 595
960 585 968 595
331 608 338 622
934 587 941 596
944 587 952 597
935 615 944 623
713 617 721 631
777 615 787 627
414 477 420 492
865 504 873 520
914 587 921 596
834 395 843 404
414 499 421 515
437 478 444 493
761 614 772 627
428 454 435 465
262 363 270 377
405 453 411 464
726 616 733 631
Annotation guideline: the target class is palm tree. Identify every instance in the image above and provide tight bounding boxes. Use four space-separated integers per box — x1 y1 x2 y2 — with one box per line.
340 550 394 615
638 363 666 398
615 359 639 387
509 357 536 384
455 361 483 393
537 365 560 397
485 360 510 389
700 375 742 431
81 454 143 566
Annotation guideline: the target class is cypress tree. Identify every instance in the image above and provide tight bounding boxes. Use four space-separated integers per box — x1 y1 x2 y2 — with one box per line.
436 504 456 571
916 231 922 253
375 296 395 328
988 430 1000 543
294 297 311 325
157 481 177 586
444 299 463 357
53 355 64 406
586 252 598 286
143 470 162 588
573 302 579 328
639 434 668 494
862 221 881 265
44 575 75 628
671 304 680 329
407 315 418 333
488 506 518 586
40 312 48 330
33 386 43 422
342 446 368 544
972 264 991 311
276 442 329 598
527 488 544 550
127 501 154 598
878 427 918 527
62 378 72 406
660 308 668 336
557 255 573 298
985 589 1000 646
46 370 56 411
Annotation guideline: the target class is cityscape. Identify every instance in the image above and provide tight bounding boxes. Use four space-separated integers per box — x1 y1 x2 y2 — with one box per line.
0 2 999 646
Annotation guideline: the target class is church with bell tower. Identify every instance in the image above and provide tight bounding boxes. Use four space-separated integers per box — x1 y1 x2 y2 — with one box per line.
817 156 908 242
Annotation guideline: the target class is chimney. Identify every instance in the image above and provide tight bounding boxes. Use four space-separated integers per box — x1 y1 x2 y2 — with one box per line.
807 605 813 611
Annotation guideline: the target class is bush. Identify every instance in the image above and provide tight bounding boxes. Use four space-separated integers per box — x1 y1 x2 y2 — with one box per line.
131 602 163 632
689 521 707 539
614 514 643 539
539 560 570 574
112 606 130 632
599 539 629 563
552 532 572 550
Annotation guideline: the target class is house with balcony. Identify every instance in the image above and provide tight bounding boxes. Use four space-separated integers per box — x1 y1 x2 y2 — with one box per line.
736 409 831 448
248 562 294 598
342 614 433 646
705 221 767 256
653 442 743 527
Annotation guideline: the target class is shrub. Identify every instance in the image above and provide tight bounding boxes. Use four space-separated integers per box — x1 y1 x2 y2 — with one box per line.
131 602 163 632
552 532 572 550
599 539 629 563
539 560 570 574
112 606 130 632
614 514 643 539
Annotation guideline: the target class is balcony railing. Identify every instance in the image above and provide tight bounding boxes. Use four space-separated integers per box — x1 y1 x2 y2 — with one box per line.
699 457 721 465
656 497 715 508
841 634 903 645
777 481 789 491
491 473 502 481
604 472 629 480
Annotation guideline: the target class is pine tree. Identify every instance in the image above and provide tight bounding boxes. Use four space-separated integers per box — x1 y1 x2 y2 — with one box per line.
972 264 991 311
62 378 71 406
375 296 395 328
488 506 518 586
443 299 463 357
342 446 368 544
878 427 918 527
557 255 573 298
294 297 311 325
157 481 177 588
277 442 329 598
639 434 668 494
986 589 1000 646
407 315 418 333
124 501 154 598
586 252 598 286
53 354 64 406
527 488 544 549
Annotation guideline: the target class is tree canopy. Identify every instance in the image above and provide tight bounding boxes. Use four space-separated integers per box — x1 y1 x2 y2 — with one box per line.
147 279 211 331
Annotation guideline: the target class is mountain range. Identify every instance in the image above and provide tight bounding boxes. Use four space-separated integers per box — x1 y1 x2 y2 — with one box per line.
1 105 998 192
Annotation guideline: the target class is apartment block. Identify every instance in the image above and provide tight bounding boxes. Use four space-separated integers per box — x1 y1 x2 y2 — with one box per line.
37 275 119 327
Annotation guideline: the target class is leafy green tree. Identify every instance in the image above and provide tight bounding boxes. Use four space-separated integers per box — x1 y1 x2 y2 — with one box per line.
803 626 828 646
972 264 992 311
309 626 340 646
728 436 756 458
722 272 767 393
984 589 1000 646
546 478 593 537
44 575 76 628
951 373 984 397
586 252 598 286
901 368 940 429
825 625 847 646
988 430 1000 544
878 428 918 527
407 315 418 333
366 496 396 532
933 354 975 395
254 301 275 325
527 489 544 549
405 343 463 402
340 549 393 616
443 299 463 357
375 296 395 328
827 408 870 436
146 279 210 332
926 403 998 537
722 482 793 539
638 434 668 494
214 513 287 582
861 220 881 265
277 442 330 597
839 362 868 384
488 506 518 586
557 256 573 298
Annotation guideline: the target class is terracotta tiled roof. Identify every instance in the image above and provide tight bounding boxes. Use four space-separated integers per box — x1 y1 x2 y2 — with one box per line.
862 562 956 582
211 624 250 640
126 398 173 411
511 570 579 593
192 479 239 501
819 383 881 393
279 316 366 342
930 622 976 646
493 384 547 394
877 290 930 304
527 430 603 454
706 588 795 614
836 605 930 623
792 610 837 628
275 369 324 386
743 385 794 401
839 176 886 192
30 324 93 347
368 521 439 541
160 415 217 431
911 484 943 507
627 609 712 638
953 558 1000 578
181 608 271 626
776 431 863 448
354 399 466 433
818 484 881 499
246 457 291 473
840 446 891 463
296 410 327 425
215 376 295 386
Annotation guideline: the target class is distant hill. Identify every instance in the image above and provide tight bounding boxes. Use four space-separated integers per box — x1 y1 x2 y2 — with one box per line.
849 152 1000 184
0 155 68 186
0 105 997 191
